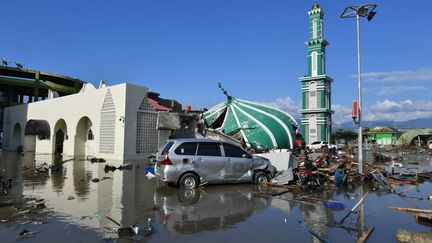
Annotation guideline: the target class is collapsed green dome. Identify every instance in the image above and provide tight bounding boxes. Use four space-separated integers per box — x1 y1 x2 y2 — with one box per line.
202 98 298 150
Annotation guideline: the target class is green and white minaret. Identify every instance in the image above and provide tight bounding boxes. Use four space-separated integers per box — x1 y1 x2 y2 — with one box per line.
299 3 333 144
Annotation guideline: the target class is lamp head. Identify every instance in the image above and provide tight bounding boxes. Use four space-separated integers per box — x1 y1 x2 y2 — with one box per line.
357 7 368 17
367 11 376 21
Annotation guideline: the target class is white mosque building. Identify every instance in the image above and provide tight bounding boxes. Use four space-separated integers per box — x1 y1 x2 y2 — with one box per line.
3 82 175 160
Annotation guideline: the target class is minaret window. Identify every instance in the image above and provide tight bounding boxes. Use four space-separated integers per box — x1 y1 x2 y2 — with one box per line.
309 82 317 109
311 51 318 77
309 115 317 143
312 19 317 39
320 20 324 38
322 50 326 74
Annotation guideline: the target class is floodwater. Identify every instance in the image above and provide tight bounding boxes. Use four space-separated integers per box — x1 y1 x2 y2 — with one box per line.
0 151 431 242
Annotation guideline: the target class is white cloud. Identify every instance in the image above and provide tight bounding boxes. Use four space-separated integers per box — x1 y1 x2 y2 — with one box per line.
266 97 432 124
260 96 301 119
353 66 432 83
332 104 352 123
377 85 426 96
364 99 432 122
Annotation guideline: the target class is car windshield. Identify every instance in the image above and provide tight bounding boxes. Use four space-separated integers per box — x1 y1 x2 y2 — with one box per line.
312 141 321 145
323 142 328 144
160 142 174 155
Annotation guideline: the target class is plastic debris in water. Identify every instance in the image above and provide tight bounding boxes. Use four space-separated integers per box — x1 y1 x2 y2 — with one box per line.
323 200 347 210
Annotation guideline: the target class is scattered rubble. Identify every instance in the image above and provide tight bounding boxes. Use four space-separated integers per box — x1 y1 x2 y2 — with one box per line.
106 216 152 240
17 229 36 240
89 157 106 163
103 164 133 173
104 165 117 173
0 176 12 195
397 228 432 243
117 164 132 170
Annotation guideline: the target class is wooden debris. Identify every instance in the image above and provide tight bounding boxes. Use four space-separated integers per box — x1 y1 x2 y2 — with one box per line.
357 227 374 243
340 192 369 224
416 213 432 227
253 192 318 206
388 207 432 214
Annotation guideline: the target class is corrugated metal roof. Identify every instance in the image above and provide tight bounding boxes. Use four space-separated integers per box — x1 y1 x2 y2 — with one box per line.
202 98 298 150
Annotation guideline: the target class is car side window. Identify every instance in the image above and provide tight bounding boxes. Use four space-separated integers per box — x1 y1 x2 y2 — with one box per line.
174 142 197 155
223 143 247 158
197 142 221 156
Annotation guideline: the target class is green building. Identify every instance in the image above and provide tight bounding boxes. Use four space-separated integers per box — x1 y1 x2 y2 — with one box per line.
299 3 333 144
365 126 397 145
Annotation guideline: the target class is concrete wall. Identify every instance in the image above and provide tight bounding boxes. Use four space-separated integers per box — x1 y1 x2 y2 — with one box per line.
3 83 150 161
123 84 149 160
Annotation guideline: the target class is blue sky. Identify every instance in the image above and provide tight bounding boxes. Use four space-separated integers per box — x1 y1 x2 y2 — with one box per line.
2 0 431 123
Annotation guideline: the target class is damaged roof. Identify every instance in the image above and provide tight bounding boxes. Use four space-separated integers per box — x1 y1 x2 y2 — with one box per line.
202 97 298 150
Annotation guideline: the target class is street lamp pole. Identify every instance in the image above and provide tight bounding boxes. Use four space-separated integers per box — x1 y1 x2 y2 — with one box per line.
341 4 377 175
356 13 363 174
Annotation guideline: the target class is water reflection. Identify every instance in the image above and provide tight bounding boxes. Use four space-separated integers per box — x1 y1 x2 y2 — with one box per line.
0 150 431 242
73 160 91 198
154 184 270 234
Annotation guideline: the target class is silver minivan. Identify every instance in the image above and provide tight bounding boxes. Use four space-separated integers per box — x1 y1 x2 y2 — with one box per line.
155 138 276 189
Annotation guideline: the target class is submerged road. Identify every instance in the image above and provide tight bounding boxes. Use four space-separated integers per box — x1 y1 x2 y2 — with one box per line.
0 151 431 242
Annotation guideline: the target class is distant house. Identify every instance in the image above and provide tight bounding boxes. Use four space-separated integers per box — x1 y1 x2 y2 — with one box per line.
365 126 397 145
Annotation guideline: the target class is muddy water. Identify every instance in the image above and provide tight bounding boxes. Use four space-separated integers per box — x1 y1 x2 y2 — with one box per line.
0 151 431 242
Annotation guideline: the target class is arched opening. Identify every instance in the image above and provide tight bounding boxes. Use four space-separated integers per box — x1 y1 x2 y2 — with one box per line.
53 119 67 155
24 119 51 152
12 123 22 149
309 115 317 143
311 51 318 77
74 116 93 158
312 19 317 39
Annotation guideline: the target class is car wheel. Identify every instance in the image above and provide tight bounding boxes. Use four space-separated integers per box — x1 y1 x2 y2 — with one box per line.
254 171 270 185
178 189 200 204
179 173 198 189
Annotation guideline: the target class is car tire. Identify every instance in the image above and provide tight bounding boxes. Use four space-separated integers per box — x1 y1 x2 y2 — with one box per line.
254 171 270 185
179 173 198 189
178 189 200 204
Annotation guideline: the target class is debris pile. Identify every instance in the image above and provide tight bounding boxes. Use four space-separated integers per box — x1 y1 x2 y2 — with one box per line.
291 149 387 190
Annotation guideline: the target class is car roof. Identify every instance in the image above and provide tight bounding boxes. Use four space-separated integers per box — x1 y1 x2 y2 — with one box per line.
167 137 240 146
168 138 225 143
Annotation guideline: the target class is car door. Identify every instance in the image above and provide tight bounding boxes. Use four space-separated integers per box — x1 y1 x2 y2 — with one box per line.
222 143 252 181
196 142 225 182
